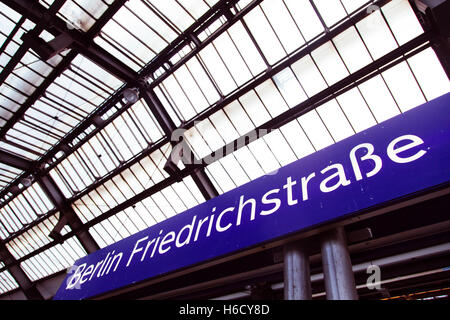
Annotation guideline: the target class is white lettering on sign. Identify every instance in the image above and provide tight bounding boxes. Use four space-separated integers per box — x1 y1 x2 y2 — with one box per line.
65 134 428 291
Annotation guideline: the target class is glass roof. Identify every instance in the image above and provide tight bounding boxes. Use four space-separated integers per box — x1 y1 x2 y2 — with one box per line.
0 0 449 297
0 163 22 191
40 0 115 32
0 182 54 239
0 261 19 294
2 53 124 161
95 0 220 71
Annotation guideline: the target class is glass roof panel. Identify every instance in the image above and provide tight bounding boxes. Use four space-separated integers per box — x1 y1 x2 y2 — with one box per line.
0 19 38 76
356 8 398 60
0 183 54 239
0 140 39 161
212 31 254 88
382 61 426 112
260 0 305 54
316 99 355 142
297 110 334 150
407 48 450 101
87 176 205 248
177 0 213 19
332 26 372 74
95 0 220 72
0 163 22 192
0 2 21 24
146 0 195 31
124 0 178 45
2 53 124 161
313 0 347 28
51 98 163 197
358 74 401 123
279 120 316 159
0 261 19 295
198 43 239 96
227 21 267 77
57 0 110 32
199 0 448 195
254 79 289 118
272 68 308 107
290 55 328 97
20 235 87 281
335 88 377 133
72 144 172 223
243 6 286 65
6 213 62 259
310 41 350 86
283 0 325 41
383 0 424 46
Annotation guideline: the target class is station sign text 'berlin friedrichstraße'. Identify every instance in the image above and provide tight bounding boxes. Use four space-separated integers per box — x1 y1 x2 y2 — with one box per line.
54 92 450 300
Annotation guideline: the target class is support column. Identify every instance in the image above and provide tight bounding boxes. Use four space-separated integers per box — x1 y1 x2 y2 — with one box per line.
320 227 358 300
283 241 311 300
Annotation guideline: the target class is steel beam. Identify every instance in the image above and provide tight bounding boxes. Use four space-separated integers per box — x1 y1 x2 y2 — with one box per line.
0 86 128 205
190 168 220 199
139 87 177 137
37 175 99 254
0 242 44 300
0 0 66 87
0 42 29 88
0 150 33 171
204 34 432 162
62 33 430 245
3 0 137 83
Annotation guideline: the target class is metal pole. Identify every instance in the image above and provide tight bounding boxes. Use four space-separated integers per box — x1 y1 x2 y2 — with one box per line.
320 227 358 300
283 241 312 300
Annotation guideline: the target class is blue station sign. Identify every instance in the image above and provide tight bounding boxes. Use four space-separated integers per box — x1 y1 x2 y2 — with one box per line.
54 93 450 300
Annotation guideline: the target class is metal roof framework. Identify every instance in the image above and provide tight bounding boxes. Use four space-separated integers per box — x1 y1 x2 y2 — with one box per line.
0 0 448 299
